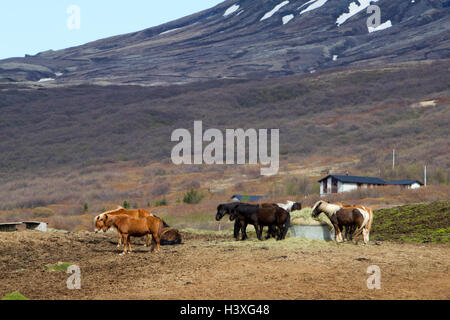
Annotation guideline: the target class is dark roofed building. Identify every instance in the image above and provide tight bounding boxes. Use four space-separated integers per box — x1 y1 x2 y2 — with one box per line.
318 174 386 197
387 180 423 189
318 174 423 196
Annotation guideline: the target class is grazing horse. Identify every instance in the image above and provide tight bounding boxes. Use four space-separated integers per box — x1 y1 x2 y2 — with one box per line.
311 201 371 244
216 203 279 240
229 203 290 241
276 201 302 212
94 207 154 247
99 214 163 255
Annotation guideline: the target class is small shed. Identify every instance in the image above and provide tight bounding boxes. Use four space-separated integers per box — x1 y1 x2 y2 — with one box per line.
231 194 265 202
23 221 47 232
0 222 22 232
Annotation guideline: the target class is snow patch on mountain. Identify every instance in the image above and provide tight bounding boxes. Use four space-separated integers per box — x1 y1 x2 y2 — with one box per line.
299 0 329 15
224 4 240 17
160 28 181 35
336 0 380 26
282 14 294 25
368 20 392 33
261 1 290 21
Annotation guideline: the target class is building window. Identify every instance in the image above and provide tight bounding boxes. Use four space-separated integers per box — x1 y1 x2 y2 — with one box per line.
323 179 327 194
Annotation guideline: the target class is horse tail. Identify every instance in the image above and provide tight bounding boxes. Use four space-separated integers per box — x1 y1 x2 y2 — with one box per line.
353 207 373 238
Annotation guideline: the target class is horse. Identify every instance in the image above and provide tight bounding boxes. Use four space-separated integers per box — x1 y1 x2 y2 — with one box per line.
311 200 371 244
94 207 154 247
98 214 163 255
229 203 290 241
216 203 279 240
160 227 182 245
276 201 302 212
338 204 374 243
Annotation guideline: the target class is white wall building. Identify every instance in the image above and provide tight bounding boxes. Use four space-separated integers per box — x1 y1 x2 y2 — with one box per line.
318 175 423 197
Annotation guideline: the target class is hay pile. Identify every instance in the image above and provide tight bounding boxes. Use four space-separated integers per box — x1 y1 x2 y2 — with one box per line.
290 208 333 229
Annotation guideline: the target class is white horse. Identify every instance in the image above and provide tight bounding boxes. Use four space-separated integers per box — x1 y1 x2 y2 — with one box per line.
311 200 372 244
276 200 302 212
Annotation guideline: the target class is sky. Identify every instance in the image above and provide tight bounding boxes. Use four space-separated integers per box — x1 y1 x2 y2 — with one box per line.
0 0 224 59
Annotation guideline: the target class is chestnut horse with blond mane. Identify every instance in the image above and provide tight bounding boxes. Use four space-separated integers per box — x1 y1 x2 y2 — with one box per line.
97 213 163 255
94 207 153 247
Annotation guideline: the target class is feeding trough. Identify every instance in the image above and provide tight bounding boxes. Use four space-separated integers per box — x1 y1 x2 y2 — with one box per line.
290 225 334 241
23 221 47 232
289 208 334 241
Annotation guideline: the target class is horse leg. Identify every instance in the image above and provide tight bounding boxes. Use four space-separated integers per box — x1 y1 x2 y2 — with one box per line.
121 233 128 255
363 228 369 244
241 221 248 240
233 220 241 240
117 232 122 248
154 233 161 253
334 224 343 243
127 235 132 253
254 223 263 241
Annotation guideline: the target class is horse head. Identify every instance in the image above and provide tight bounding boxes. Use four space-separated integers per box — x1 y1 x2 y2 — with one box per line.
93 215 103 233
229 208 239 221
95 213 111 233
216 204 228 221
291 202 302 211
311 201 324 218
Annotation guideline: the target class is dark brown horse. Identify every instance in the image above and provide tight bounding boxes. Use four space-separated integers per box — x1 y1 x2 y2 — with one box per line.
216 203 280 240
229 203 290 241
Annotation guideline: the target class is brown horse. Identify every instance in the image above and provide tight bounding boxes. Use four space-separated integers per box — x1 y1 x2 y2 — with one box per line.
312 201 371 244
160 227 182 245
94 207 153 247
99 214 163 255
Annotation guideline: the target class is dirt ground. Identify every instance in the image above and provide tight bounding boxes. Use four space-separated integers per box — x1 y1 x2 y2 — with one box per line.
0 230 449 300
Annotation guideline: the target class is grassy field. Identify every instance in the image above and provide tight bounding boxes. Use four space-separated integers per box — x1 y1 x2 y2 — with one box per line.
372 201 450 243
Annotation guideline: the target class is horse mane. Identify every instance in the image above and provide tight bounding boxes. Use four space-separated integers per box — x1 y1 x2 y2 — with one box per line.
313 200 341 215
97 206 126 219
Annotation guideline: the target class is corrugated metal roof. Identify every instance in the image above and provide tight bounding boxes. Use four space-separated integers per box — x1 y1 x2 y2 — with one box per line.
318 175 386 185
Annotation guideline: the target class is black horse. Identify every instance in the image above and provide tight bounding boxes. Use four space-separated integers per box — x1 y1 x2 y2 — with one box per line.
229 203 290 241
216 203 279 240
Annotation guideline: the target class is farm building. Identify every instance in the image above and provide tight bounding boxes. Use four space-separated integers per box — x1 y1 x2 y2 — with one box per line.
387 180 424 190
318 175 386 197
231 194 264 202
318 174 423 196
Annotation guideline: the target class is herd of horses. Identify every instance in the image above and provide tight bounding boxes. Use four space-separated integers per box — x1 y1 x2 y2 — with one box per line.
93 200 373 255
216 200 373 244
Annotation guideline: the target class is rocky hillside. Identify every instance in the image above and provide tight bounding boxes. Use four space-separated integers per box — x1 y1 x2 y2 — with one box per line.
0 0 449 85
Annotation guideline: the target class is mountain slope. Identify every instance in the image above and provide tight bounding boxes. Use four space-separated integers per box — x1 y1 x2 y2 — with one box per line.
1 0 449 85
0 60 449 179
